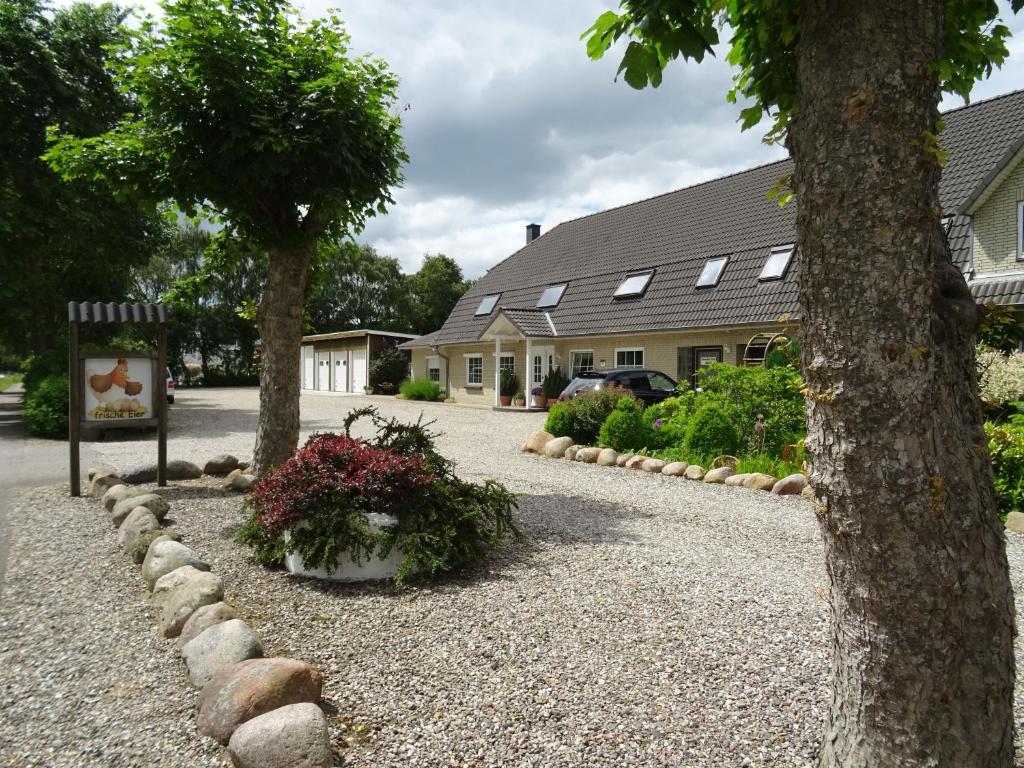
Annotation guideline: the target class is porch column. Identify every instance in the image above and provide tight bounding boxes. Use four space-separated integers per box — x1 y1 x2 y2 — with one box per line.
494 337 501 408
524 336 532 410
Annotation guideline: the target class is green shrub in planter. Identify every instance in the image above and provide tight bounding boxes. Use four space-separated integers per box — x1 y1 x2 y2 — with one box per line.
500 370 519 397
684 404 741 458
399 378 443 401
543 387 629 445
598 397 653 451
24 373 69 437
541 367 570 400
237 407 519 583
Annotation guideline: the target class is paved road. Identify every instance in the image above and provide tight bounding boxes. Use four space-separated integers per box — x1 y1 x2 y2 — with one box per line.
0 384 96 598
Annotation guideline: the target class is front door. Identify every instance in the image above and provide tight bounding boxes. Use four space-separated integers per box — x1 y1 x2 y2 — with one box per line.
531 345 555 393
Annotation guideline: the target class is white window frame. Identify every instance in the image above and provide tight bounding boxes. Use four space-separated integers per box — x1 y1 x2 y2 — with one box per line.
474 294 501 316
499 352 516 374
426 356 440 383
613 271 653 299
759 245 794 281
464 353 483 387
536 283 568 308
569 350 595 377
615 347 644 369
1017 201 1023 261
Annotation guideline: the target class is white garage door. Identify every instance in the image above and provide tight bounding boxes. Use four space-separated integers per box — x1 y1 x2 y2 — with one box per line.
316 352 330 391
350 349 367 392
301 346 314 390
332 351 348 393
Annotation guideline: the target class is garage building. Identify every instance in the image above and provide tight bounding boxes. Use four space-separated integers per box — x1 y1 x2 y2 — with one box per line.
300 329 415 394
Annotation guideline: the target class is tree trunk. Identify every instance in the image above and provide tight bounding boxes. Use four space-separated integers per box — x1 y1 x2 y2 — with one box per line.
790 3 1016 765
252 246 313 475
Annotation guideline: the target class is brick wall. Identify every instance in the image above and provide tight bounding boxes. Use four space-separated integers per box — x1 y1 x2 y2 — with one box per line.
974 155 1024 274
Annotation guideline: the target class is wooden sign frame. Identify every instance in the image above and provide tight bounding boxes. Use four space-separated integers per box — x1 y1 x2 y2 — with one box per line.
68 302 168 497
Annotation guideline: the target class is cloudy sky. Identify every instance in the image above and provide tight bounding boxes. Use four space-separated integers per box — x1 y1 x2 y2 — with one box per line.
65 0 1024 278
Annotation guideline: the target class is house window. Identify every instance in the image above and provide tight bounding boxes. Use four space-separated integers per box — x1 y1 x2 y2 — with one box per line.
615 348 644 368
613 271 653 299
759 245 794 281
1018 201 1023 261
465 354 483 386
536 283 567 308
697 257 728 287
499 352 516 374
570 350 594 377
426 356 440 383
474 294 501 316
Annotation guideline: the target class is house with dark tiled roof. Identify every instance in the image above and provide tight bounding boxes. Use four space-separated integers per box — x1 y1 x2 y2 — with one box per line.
401 90 1024 407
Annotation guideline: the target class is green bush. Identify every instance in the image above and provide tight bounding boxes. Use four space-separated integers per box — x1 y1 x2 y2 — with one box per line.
541 367 570 399
598 397 653 451
399 378 443 401
764 338 800 370
237 407 520 584
369 346 409 390
986 420 1024 520
684 404 741 458
643 396 690 448
500 369 519 397
24 373 69 437
543 388 629 444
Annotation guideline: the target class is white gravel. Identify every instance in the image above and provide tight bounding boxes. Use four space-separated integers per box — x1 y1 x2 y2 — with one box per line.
2 387 1024 766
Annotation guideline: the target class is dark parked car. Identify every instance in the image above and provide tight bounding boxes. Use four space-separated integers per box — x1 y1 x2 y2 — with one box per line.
557 368 678 405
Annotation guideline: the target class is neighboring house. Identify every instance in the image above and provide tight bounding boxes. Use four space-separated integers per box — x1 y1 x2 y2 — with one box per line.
401 89 1024 407
301 329 415 394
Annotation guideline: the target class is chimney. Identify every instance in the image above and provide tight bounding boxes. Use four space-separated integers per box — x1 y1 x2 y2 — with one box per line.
526 223 541 244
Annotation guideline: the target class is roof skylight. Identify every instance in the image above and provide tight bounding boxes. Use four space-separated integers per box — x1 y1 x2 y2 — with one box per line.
758 246 794 281
696 257 728 288
474 294 500 316
536 283 567 308
614 271 653 299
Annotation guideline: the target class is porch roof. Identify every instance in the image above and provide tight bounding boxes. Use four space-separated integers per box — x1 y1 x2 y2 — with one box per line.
479 308 557 340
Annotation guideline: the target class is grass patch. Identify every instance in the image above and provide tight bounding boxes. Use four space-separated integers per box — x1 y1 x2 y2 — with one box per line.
0 373 23 392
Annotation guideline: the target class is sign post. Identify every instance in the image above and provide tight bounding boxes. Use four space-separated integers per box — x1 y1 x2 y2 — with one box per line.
68 302 169 496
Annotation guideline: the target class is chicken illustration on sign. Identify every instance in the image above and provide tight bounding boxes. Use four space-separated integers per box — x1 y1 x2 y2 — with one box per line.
85 357 152 420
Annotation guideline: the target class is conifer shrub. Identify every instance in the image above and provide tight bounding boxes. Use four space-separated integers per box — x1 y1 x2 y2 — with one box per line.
684 404 742 458
398 378 443 401
237 407 519 583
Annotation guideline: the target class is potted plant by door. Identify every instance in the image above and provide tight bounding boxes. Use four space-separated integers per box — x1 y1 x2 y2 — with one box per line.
511 392 526 407
499 370 518 407
530 386 546 409
541 367 570 409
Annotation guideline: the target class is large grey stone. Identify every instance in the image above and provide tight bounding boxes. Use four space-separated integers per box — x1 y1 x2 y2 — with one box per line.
576 447 601 463
88 471 121 498
142 539 210 590
229 474 255 493
1006 511 1024 534
542 436 573 458
772 473 808 495
564 444 583 461
597 448 619 466
684 465 705 480
522 430 554 454
178 602 239 649
703 467 735 484
615 453 635 467
182 619 263 688
661 461 688 477
204 454 239 476
102 484 148 512
111 493 169 528
744 473 778 491
641 459 666 473
152 566 224 638
116 508 160 551
226 703 331 768
121 459 202 484
724 473 752 487
625 455 648 470
197 658 323 745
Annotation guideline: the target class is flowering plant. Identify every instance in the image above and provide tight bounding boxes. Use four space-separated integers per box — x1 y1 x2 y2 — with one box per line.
652 418 664 431
531 386 543 396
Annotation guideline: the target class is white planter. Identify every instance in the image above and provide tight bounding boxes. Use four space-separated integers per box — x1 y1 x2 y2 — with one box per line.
283 513 405 582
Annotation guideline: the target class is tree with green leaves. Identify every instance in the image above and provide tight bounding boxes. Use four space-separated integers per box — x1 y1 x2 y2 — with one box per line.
0 0 161 355
305 242 409 333
45 0 406 474
406 254 472 335
585 2 1021 765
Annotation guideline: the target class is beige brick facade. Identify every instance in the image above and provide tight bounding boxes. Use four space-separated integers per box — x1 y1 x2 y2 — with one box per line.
973 152 1024 274
410 325 789 403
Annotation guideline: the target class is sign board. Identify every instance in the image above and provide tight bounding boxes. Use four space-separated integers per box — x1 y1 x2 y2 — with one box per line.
82 356 157 423
68 302 168 497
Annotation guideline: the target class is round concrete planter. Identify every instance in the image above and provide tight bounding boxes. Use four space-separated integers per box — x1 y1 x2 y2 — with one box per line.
283 513 405 582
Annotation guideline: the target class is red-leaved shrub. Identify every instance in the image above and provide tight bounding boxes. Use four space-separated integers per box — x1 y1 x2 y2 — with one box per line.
249 433 431 531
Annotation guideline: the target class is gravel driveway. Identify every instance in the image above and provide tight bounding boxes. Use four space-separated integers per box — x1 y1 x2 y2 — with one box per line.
2 387 1023 767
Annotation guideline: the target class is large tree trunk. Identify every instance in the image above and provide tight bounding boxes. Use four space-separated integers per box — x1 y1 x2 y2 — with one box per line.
790 2 1016 765
252 246 313 475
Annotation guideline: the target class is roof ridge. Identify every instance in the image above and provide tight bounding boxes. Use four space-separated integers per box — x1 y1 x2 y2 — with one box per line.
941 87 1024 117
